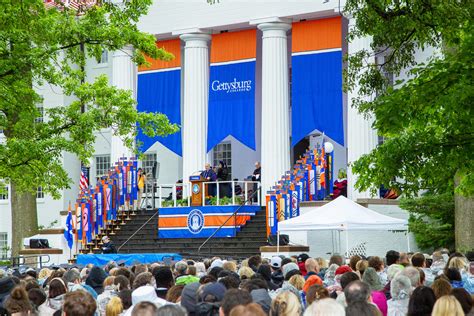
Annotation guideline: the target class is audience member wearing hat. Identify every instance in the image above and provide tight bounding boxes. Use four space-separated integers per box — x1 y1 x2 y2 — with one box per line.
282 262 300 281
196 282 226 316
180 282 200 315
303 275 323 293
335 265 353 276
270 257 284 287
123 285 167 316
297 253 310 276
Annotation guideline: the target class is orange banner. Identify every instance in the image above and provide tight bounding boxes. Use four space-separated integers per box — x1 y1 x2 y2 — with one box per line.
211 29 257 63
292 17 342 53
138 39 181 72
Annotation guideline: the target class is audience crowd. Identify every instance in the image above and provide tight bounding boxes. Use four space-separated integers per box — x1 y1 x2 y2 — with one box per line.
0 249 473 316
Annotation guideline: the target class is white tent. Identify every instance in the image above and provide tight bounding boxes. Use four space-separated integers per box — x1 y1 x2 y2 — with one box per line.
277 196 409 254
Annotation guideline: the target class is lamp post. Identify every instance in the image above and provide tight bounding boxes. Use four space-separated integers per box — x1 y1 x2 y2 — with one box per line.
324 142 334 199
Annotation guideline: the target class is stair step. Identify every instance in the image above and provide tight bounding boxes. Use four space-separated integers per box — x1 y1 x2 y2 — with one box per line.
97 207 268 257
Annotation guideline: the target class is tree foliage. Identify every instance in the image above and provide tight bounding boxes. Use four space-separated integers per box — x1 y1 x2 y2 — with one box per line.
400 193 455 250
0 0 179 196
345 0 473 249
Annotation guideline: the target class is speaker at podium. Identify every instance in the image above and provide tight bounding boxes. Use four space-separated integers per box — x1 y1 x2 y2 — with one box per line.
190 171 206 206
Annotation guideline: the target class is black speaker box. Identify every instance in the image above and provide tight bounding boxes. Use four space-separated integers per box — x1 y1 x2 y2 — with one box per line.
267 234 289 246
29 238 50 249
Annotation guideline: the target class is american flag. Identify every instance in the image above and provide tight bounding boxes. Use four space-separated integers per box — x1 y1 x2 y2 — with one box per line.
80 166 89 191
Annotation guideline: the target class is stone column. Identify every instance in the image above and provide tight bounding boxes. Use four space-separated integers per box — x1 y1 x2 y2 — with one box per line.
180 33 211 183
346 18 379 200
111 46 135 162
258 22 291 195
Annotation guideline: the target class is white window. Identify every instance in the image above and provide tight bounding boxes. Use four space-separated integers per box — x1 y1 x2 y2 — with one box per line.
36 186 44 199
0 185 8 200
0 233 8 259
35 104 44 123
99 49 108 64
141 153 157 178
213 142 232 178
95 155 111 179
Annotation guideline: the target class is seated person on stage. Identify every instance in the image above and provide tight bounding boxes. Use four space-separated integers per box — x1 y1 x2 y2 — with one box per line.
101 236 117 254
333 168 347 199
234 179 242 196
201 163 217 196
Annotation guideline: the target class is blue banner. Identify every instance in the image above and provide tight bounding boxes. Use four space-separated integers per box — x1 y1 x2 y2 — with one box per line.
158 205 260 238
291 51 344 146
77 253 182 266
208 61 256 151
137 70 182 156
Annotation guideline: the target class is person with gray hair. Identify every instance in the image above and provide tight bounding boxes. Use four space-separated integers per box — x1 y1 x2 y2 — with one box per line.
174 261 199 285
157 304 187 316
344 280 371 305
63 269 86 292
304 298 345 316
387 274 412 316
399 267 420 288
174 261 188 277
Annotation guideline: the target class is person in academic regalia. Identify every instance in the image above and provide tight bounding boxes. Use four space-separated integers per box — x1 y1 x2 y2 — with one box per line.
333 169 347 199
201 163 217 197
101 236 117 254
251 162 261 202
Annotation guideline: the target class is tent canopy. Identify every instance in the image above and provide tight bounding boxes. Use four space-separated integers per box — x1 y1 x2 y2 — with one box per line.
278 196 408 232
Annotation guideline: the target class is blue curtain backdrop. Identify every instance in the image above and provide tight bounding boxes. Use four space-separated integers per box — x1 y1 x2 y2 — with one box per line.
207 61 256 152
137 70 182 156
291 50 344 146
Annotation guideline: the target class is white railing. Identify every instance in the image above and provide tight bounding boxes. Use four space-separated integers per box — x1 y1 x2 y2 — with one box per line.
154 183 191 208
201 180 261 207
153 180 261 208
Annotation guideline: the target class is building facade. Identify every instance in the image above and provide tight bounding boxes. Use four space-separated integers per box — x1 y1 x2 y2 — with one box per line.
0 0 424 255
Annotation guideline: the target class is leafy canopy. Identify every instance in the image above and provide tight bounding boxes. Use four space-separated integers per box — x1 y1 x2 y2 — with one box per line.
344 0 474 197
0 1 179 196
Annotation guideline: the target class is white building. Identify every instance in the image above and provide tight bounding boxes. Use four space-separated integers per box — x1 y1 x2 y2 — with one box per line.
0 0 426 257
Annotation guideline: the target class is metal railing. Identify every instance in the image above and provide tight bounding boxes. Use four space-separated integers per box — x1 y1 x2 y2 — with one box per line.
198 187 262 254
152 180 261 207
6 254 51 268
154 183 191 208
201 180 260 206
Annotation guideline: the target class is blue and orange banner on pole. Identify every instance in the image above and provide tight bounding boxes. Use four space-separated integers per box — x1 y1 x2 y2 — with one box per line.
65 157 140 249
265 145 333 235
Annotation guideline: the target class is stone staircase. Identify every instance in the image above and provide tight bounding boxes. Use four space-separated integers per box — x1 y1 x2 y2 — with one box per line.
79 207 268 260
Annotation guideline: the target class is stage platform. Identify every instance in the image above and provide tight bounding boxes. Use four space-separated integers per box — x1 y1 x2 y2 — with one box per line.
76 253 182 266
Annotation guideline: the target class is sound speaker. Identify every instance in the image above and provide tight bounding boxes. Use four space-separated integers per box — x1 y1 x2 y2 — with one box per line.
267 234 289 246
29 239 50 249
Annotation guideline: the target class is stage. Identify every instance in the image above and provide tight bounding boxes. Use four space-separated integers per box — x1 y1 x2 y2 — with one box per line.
76 253 182 266
158 205 261 238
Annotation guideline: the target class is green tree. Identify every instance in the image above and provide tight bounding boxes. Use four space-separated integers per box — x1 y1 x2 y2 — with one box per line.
0 1 179 255
345 0 473 250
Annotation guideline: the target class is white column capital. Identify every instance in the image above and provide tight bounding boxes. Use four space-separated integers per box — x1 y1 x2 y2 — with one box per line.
257 22 291 37
180 33 211 47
